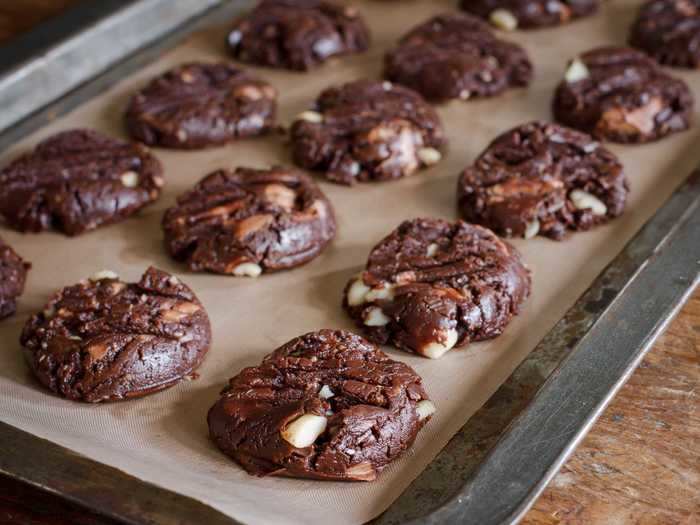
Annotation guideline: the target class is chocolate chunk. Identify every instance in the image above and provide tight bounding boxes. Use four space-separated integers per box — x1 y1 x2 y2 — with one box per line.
343 218 531 358
553 46 694 143
126 62 277 149
384 13 532 102
461 0 598 29
290 79 446 184
208 329 433 480
458 121 629 240
227 0 370 71
630 0 700 69
0 129 163 236
0 237 30 319
21 267 211 403
162 166 336 275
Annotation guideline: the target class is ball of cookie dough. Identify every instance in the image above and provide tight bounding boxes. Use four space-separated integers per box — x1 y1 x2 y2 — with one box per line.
226 0 370 71
125 62 277 149
460 0 598 29
208 329 434 480
630 0 700 69
162 166 336 275
553 46 694 143
290 79 446 184
0 237 30 319
0 129 164 236
458 121 629 240
384 13 532 102
21 267 211 403
343 218 531 359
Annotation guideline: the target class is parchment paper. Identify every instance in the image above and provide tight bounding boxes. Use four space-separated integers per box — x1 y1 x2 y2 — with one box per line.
1 1 698 524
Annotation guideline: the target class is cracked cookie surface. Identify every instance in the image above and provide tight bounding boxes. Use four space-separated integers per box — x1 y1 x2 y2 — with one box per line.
162 166 336 275
460 0 598 29
126 62 277 149
458 121 628 240
553 46 694 143
21 267 211 403
630 0 700 69
290 79 445 184
0 237 30 320
207 329 434 481
0 129 163 236
343 218 531 359
227 0 370 71
384 13 532 102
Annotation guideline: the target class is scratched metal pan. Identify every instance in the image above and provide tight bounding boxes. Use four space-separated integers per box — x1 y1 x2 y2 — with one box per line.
0 1 698 524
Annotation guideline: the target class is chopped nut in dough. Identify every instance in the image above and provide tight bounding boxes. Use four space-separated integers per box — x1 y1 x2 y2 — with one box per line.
297 110 324 124
281 414 327 448
565 58 590 83
319 385 335 399
569 189 607 216
417 147 442 166
416 400 436 421
365 284 394 302
524 219 540 239
232 262 263 277
120 171 139 188
347 277 371 306
90 270 119 281
420 328 459 359
489 8 518 30
364 307 390 327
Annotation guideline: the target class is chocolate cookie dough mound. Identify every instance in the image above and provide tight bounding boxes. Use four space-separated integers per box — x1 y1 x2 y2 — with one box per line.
162 166 336 275
0 129 163 235
553 47 694 143
343 218 531 359
227 0 370 71
384 13 532 102
290 80 446 184
630 0 700 68
461 0 598 30
208 329 434 480
126 62 277 149
458 121 628 240
0 238 30 319
21 267 211 403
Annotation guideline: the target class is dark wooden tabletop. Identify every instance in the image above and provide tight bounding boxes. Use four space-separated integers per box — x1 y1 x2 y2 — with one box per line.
1 3 698 525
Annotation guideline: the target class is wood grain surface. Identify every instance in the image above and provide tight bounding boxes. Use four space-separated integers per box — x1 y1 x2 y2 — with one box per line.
0 3 698 525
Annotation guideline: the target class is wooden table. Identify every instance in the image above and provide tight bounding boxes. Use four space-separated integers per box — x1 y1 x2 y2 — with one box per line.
1 3 698 524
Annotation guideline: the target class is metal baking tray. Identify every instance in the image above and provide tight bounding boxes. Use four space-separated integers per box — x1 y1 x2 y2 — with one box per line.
0 1 698 524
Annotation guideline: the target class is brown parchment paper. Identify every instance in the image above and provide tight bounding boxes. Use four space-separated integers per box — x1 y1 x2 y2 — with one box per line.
1 1 699 523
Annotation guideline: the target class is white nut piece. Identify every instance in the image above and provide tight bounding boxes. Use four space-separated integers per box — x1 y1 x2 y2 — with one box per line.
426 243 439 257
523 219 540 239
120 171 139 188
382 81 393 91
489 8 518 30
565 58 590 83
417 147 442 166
420 328 459 359
459 89 471 101
281 414 327 448
416 400 436 421
569 189 607 216
297 110 324 124
365 284 394 302
364 307 390 327
347 277 371 306
232 262 263 278
90 270 119 281
319 385 335 399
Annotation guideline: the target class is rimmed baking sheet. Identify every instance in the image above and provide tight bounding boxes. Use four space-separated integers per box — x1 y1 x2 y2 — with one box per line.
1 1 699 524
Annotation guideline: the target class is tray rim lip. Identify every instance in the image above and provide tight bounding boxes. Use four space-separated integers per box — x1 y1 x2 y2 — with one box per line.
0 2 698 525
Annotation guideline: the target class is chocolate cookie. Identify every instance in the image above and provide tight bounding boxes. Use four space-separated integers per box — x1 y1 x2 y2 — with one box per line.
630 0 700 69
460 0 598 30
384 13 533 102
343 218 531 359
162 166 336 275
552 47 694 143
21 267 211 403
458 121 628 240
0 129 163 236
208 329 434 480
125 62 277 149
290 80 446 184
0 238 30 319
227 0 370 71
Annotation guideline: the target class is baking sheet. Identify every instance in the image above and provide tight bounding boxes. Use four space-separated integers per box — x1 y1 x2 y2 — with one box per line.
0 1 698 524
